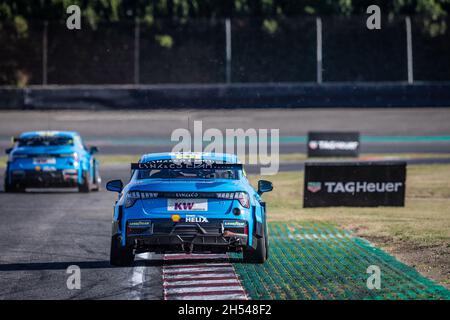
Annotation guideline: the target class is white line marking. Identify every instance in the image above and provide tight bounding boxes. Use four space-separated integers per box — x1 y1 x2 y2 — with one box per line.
166 293 248 300
164 263 229 269
166 286 245 294
164 253 228 260
164 272 237 280
162 253 248 300
163 279 240 286
163 266 235 274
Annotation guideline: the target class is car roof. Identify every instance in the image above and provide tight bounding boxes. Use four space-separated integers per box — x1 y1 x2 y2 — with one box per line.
19 131 79 139
140 152 239 163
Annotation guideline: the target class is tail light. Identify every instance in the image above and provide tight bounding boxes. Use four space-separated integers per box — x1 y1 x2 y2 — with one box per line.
235 192 250 208
216 192 250 208
10 154 27 162
124 191 158 208
60 152 79 161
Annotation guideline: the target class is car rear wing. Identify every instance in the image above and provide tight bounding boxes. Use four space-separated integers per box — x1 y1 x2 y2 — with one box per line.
131 160 242 170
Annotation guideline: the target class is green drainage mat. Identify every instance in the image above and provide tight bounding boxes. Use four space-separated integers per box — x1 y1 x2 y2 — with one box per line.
231 222 450 300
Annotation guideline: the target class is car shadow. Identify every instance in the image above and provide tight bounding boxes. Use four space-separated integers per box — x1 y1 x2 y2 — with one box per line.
0 189 80 194
0 259 163 271
0 256 246 271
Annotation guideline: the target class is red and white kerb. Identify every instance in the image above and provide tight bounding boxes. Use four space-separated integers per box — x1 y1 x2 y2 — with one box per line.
163 254 248 300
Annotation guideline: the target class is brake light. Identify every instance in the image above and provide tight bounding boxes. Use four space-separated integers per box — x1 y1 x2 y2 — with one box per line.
235 192 250 208
60 152 78 160
124 191 158 208
10 154 27 162
216 192 250 208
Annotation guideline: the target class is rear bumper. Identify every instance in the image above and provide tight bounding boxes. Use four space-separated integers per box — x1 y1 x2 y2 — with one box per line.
9 169 78 188
126 219 249 253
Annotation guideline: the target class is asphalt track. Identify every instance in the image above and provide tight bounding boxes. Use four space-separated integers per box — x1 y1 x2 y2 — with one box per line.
1 109 450 154
1 108 450 299
1 165 450 300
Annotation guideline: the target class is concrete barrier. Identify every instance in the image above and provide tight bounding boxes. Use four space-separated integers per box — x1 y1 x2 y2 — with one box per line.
1 82 450 109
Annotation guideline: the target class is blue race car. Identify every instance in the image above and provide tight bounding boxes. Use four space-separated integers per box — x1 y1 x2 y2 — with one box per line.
106 152 273 265
4 131 100 192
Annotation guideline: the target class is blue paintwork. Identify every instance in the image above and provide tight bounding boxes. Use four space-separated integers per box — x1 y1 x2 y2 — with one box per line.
5 131 98 186
111 152 267 249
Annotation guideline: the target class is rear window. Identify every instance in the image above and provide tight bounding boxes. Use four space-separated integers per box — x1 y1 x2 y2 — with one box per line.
137 168 239 180
18 136 74 147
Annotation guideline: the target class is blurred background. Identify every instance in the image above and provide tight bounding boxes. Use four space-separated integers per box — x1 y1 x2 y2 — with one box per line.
1 0 450 86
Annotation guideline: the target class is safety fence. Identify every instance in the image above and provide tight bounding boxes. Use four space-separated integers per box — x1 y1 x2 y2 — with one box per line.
1 16 449 86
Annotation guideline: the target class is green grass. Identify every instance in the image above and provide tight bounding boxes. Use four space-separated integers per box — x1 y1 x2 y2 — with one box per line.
233 222 450 300
248 164 450 246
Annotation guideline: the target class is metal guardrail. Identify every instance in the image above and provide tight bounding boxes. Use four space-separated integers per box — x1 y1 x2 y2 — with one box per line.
1 82 450 109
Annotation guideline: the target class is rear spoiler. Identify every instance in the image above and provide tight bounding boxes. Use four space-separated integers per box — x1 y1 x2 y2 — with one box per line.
131 161 242 170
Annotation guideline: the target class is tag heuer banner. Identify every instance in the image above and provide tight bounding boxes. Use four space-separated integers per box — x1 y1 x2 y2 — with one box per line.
303 162 406 207
307 132 360 157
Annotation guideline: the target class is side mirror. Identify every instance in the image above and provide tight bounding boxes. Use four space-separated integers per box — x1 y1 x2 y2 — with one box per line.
258 180 273 195
5 148 12 154
89 146 99 154
12 136 19 143
106 179 123 192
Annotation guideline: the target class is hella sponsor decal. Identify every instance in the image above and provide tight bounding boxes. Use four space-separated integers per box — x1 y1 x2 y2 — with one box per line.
308 140 359 151
185 215 209 223
307 181 403 193
168 198 208 211
223 220 246 228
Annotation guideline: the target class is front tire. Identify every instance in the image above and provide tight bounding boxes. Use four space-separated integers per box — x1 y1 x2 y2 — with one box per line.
110 235 134 266
243 220 268 264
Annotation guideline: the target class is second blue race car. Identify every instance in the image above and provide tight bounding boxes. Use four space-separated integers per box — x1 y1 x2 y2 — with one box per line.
4 130 100 192
106 152 273 265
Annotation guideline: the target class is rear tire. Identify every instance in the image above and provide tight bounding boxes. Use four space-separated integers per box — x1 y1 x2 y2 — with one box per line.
78 170 90 193
4 177 11 193
243 220 268 264
91 168 101 192
4 177 22 193
110 235 135 266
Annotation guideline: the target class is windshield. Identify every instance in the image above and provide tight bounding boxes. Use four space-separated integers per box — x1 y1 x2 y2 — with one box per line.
137 168 239 180
18 137 74 147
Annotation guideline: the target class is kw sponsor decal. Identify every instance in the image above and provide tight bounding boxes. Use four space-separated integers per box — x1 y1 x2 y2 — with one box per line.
168 198 208 211
307 182 322 193
323 181 403 193
186 215 209 223
176 203 194 210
